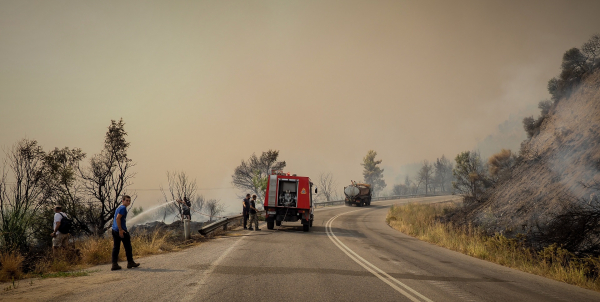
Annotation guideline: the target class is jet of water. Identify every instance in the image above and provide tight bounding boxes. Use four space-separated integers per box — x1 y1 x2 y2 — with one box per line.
128 200 177 225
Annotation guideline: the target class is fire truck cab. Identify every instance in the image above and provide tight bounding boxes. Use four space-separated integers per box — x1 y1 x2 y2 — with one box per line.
264 171 315 232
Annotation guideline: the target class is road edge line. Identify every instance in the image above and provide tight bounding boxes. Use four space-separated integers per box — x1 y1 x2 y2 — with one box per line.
325 210 432 302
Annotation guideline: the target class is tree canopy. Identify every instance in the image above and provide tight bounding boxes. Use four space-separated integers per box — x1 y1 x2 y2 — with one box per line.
452 151 488 203
361 150 386 195
81 119 136 236
232 150 286 203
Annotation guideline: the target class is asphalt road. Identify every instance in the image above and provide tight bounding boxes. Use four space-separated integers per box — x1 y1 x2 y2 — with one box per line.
5 195 600 301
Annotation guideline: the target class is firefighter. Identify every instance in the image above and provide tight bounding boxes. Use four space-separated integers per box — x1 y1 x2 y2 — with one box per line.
248 195 260 231
243 194 250 229
177 197 192 220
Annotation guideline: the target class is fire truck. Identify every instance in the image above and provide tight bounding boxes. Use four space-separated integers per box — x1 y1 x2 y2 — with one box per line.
264 171 315 232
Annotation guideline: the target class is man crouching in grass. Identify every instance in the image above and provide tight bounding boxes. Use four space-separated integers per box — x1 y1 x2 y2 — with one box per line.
111 195 140 271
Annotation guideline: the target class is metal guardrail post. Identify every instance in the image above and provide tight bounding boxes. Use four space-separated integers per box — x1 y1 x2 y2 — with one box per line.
198 210 266 236
184 219 191 240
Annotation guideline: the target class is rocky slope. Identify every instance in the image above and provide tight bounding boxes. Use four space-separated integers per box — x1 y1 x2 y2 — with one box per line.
470 72 600 237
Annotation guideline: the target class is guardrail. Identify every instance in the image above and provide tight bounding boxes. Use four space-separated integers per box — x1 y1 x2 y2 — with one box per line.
198 194 453 235
313 193 453 207
198 210 265 235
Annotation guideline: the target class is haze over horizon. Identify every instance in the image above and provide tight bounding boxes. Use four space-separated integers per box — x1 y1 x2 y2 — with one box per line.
2 0 600 215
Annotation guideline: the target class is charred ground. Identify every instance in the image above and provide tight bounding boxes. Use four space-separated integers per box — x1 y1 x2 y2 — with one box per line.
449 59 600 256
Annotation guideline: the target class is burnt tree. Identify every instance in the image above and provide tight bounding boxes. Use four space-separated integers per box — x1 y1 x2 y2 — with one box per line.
80 119 136 236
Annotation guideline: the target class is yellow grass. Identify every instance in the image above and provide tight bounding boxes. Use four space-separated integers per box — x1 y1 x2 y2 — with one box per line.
2 228 183 282
0 252 24 282
76 229 176 266
386 202 600 291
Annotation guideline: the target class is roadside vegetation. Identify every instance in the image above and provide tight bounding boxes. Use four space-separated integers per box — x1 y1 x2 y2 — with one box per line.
387 202 600 291
384 34 600 291
0 119 227 284
0 226 220 283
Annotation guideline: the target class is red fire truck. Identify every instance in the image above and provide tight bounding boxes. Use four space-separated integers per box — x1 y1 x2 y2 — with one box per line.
264 171 315 232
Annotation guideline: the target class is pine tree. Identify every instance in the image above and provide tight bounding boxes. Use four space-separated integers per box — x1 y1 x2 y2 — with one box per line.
361 150 386 195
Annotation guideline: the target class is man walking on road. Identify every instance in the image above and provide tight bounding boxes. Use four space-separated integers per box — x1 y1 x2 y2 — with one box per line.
243 193 250 230
111 195 140 271
248 195 260 231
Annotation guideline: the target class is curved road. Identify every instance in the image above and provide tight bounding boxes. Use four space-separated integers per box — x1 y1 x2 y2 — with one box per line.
5 196 600 301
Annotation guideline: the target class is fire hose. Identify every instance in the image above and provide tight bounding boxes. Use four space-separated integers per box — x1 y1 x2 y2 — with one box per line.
277 207 289 230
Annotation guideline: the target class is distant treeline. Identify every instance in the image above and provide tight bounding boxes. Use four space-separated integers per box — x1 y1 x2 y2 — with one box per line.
391 156 454 196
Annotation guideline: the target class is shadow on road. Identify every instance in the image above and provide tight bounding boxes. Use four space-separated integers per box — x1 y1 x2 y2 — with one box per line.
221 226 368 239
253 225 368 238
199 264 507 283
130 268 186 273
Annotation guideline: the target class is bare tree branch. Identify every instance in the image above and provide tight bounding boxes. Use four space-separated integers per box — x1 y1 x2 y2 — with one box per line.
161 171 198 222
318 172 337 201
204 199 225 222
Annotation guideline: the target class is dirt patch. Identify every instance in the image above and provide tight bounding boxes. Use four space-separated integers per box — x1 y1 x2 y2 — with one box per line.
0 271 124 301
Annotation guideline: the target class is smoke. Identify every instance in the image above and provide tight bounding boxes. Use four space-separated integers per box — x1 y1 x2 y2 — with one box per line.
476 103 538 160
391 162 424 184
544 77 600 199
475 60 555 160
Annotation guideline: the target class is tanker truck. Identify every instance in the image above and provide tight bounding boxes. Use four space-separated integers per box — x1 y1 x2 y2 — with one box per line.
344 181 372 207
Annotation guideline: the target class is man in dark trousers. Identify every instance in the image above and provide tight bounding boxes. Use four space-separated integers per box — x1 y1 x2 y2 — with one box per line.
111 195 140 271
248 195 261 231
178 197 192 220
242 193 250 230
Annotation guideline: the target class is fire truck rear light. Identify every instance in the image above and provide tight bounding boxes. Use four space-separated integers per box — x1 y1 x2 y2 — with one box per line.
298 210 305 213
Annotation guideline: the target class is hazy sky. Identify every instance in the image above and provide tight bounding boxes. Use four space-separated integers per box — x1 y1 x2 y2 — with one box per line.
1 0 599 213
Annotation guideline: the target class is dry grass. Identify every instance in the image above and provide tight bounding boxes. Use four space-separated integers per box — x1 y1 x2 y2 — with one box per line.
0 252 24 282
387 202 600 291
77 229 176 265
1 228 185 283
79 235 113 265
130 229 175 256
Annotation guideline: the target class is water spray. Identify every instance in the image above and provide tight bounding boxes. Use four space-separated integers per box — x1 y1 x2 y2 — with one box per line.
128 200 177 226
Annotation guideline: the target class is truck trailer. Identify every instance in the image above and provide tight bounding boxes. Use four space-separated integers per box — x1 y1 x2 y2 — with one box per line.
344 181 372 206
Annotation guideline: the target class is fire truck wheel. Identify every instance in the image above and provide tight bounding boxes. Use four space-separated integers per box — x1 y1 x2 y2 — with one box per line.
303 224 309 232
267 220 274 230
276 220 281 226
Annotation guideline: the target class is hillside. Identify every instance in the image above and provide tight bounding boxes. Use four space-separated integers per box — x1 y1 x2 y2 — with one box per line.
468 71 600 238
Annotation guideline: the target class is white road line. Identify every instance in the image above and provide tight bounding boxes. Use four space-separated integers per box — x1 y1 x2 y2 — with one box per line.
326 209 434 302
